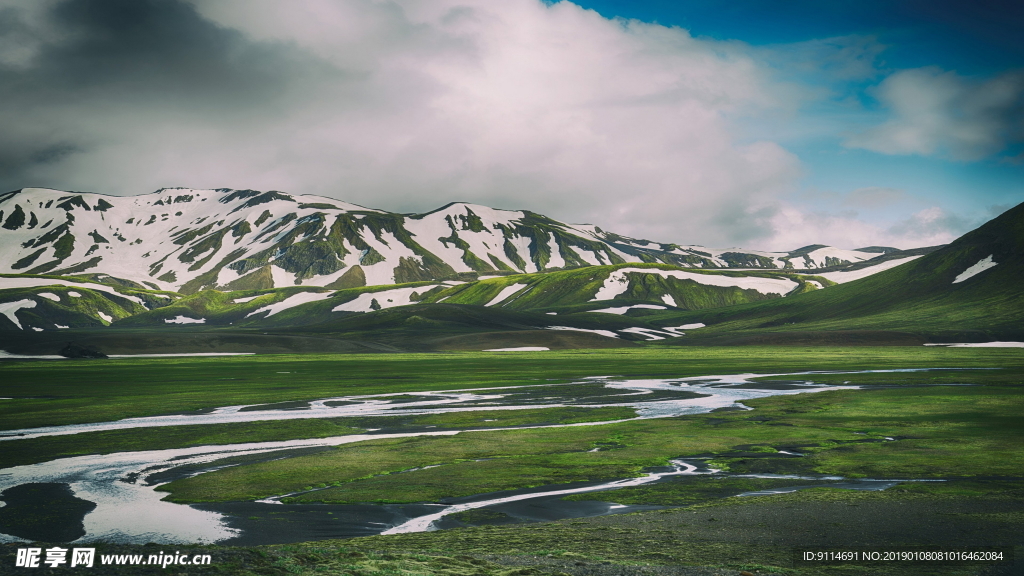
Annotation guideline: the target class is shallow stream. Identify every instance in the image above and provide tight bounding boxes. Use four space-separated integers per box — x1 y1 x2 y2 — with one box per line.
0 369 951 545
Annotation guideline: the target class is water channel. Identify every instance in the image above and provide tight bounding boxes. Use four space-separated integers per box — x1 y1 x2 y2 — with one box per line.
0 370 954 545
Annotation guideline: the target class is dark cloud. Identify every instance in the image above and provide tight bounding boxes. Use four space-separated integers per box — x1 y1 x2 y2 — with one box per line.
0 0 334 190
4 0 313 102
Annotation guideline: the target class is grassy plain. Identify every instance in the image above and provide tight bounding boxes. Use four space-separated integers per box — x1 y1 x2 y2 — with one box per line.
2 347 1022 576
1 347 1018 429
158 367 1024 503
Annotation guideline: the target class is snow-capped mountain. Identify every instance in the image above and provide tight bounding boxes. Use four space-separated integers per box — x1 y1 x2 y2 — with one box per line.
0 187 893 294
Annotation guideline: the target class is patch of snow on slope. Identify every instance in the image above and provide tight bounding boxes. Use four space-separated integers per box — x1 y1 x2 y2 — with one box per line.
485 347 550 352
269 266 295 289
246 291 333 318
801 247 874 267
0 350 64 359
952 255 997 284
231 295 262 304
661 294 677 307
657 324 705 336
97 311 113 323
591 304 666 315
486 283 528 306
545 326 619 338
0 300 36 329
38 292 60 302
817 256 922 284
164 316 205 324
620 327 678 341
333 286 441 313
0 278 143 304
924 342 1024 348
31 327 42 332
546 240 567 269
591 268 799 301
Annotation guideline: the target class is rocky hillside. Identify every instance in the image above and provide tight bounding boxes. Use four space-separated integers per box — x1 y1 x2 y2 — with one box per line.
0 187 901 294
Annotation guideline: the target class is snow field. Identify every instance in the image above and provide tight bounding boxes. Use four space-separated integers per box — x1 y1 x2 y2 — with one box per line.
245 291 334 318
165 315 206 324
952 255 998 284
332 285 442 313
591 268 799 301
591 304 666 315
619 327 681 341
924 342 1024 348
485 283 530 306
484 347 550 352
0 277 145 305
818 256 923 284
0 299 36 329
545 326 619 338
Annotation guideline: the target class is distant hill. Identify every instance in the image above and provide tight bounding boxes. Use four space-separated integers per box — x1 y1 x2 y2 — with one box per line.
648 202 1024 344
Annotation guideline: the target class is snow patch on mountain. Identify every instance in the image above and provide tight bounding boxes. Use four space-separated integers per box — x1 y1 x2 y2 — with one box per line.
165 315 205 324
924 341 1024 348
0 299 36 329
591 304 666 315
485 347 550 352
818 256 923 284
246 291 333 318
0 188 912 293
333 285 441 313
952 255 997 284
486 283 529 306
619 327 679 341
0 277 144 305
591 268 799 301
38 292 60 302
545 326 619 338
661 294 677 307
231 295 262 304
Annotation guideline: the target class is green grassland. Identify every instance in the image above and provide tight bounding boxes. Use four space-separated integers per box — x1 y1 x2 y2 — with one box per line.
156 366 1024 504
2 348 1022 576
2 347 1019 430
0 406 637 470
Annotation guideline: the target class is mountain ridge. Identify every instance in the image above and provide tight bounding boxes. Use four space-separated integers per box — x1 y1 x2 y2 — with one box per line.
0 187 923 294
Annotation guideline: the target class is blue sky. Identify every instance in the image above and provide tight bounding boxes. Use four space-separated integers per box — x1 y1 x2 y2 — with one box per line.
0 0 1020 250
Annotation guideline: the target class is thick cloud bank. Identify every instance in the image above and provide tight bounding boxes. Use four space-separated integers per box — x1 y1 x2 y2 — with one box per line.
0 0 987 249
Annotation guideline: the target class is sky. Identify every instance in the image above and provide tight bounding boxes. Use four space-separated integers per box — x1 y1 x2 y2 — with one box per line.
0 0 1021 251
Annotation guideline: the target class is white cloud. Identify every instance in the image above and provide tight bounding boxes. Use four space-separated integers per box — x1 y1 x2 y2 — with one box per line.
762 204 974 251
4 0 803 248
4 0 994 253
845 67 1024 160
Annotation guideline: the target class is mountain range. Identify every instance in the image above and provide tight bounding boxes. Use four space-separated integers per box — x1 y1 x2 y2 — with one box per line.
0 187 922 292
0 186 1017 354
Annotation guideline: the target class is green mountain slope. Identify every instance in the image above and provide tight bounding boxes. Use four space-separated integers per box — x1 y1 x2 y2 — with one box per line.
652 202 1024 342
